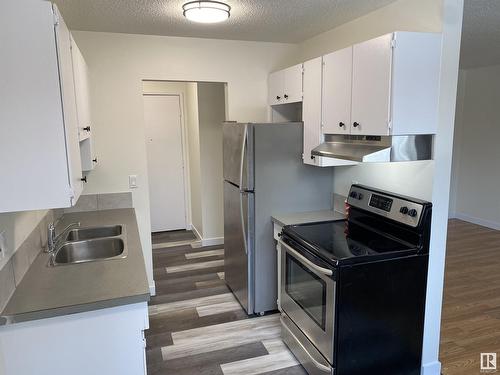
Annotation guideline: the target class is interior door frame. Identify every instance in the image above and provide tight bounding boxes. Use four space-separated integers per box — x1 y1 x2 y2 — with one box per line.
142 92 191 231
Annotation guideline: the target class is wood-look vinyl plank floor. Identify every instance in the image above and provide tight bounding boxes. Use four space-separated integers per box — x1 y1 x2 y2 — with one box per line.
146 242 299 375
440 219 500 375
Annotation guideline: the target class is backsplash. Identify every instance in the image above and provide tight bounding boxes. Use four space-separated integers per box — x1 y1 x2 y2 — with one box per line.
333 193 347 215
63 192 133 213
0 210 59 311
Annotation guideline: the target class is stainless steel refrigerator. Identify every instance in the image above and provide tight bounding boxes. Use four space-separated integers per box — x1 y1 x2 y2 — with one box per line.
223 122 333 315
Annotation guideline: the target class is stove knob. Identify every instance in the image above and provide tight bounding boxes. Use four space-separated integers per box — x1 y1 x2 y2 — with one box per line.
400 206 409 214
408 209 418 218
349 191 358 199
357 193 364 200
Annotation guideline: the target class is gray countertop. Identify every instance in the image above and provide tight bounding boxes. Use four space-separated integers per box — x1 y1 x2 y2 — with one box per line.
271 209 345 227
0 209 150 325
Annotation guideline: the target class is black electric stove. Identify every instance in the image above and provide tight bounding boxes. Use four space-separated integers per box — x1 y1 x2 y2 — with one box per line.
283 219 419 267
279 185 433 375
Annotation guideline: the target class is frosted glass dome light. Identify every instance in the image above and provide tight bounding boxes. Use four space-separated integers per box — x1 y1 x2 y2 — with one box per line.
183 1 231 23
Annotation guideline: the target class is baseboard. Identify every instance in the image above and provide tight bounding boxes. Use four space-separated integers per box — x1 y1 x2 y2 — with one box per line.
149 281 156 297
454 212 500 230
421 360 441 375
201 237 224 247
191 224 202 241
185 223 192 230
189 224 224 247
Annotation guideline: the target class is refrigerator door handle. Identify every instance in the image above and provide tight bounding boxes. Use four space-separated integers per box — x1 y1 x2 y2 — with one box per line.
240 191 248 255
239 124 247 190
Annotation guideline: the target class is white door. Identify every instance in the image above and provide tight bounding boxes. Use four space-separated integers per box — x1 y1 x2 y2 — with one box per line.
283 64 303 103
351 33 393 136
144 95 186 232
322 47 353 134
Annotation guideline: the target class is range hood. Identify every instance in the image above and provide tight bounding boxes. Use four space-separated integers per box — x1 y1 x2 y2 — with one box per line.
311 134 433 163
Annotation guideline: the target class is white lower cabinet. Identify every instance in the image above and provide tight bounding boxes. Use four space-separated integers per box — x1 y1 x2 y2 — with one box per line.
0 303 149 375
0 2 83 212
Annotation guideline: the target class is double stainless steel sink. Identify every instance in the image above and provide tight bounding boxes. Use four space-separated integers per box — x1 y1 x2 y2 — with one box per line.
50 225 127 267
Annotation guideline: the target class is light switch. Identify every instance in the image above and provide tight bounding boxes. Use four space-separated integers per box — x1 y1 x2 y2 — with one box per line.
129 175 138 189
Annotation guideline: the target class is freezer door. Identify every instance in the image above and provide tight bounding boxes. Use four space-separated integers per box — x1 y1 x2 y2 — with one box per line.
223 123 253 190
224 181 254 314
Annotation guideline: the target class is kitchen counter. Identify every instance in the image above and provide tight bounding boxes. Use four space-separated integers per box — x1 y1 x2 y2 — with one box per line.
0 209 150 325
271 209 345 227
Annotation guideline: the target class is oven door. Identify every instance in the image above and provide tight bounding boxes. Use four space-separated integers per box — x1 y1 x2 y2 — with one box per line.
280 239 335 364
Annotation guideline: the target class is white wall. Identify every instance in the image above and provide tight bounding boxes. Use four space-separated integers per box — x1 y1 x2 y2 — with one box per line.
72 31 296 287
185 83 203 235
197 82 226 240
450 64 500 229
293 0 463 373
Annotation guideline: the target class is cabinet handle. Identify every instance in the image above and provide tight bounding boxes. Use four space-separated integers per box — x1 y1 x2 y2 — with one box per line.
310 155 315 160
353 122 360 128
339 122 345 128
83 126 91 132
276 96 281 100
81 176 88 183
284 94 289 99
92 158 98 163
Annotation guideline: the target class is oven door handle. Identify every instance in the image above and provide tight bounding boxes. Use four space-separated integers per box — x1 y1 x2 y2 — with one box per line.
280 240 333 276
281 314 333 373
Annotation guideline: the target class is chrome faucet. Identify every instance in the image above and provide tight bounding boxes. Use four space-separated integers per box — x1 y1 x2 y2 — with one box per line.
46 220 80 253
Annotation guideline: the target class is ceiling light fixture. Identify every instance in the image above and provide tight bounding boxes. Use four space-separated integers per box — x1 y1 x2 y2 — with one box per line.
182 1 231 24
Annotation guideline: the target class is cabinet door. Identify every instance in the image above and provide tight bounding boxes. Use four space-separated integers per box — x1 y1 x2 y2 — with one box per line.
302 58 322 166
54 5 83 203
283 64 303 103
268 70 284 106
351 33 393 136
322 47 352 134
71 35 92 141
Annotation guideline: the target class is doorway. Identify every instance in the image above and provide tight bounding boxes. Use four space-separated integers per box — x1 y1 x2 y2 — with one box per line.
143 94 187 232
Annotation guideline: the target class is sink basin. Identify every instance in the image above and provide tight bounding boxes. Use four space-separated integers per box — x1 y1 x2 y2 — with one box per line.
65 225 123 241
52 238 126 266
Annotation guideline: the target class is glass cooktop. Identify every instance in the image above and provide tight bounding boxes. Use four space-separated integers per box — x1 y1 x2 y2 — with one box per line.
283 220 417 266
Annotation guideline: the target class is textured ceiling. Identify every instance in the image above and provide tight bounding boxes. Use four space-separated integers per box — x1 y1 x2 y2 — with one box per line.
461 0 500 68
52 0 398 43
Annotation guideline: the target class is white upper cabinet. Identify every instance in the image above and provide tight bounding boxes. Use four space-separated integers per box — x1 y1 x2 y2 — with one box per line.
71 35 97 172
71 35 92 141
303 57 357 167
0 3 83 212
283 64 303 103
268 63 303 106
320 32 442 136
322 46 353 134
268 70 285 106
351 34 393 135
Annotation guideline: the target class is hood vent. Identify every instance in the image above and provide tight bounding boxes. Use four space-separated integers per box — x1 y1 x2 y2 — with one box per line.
311 134 433 163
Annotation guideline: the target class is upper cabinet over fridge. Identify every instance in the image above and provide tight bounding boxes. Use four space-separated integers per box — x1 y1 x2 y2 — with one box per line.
268 63 303 106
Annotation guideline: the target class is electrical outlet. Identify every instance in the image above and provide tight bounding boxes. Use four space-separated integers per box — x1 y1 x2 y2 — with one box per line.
129 175 138 189
0 231 6 259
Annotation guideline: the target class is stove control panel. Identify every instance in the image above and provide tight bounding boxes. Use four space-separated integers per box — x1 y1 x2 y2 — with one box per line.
347 185 424 227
